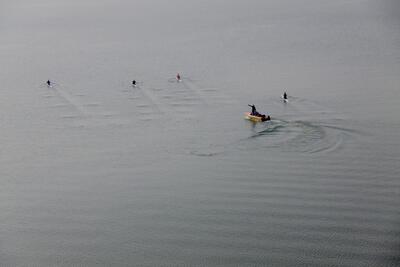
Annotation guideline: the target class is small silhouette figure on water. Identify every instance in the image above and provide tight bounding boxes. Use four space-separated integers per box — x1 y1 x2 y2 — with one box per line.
248 104 258 116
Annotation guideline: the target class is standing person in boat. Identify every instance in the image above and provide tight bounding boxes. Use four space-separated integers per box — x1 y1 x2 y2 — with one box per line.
176 73 181 81
132 80 136 86
248 104 257 116
47 80 51 87
283 92 287 100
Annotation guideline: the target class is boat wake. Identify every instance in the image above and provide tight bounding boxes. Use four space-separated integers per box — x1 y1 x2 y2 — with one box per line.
39 82 128 128
243 119 357 154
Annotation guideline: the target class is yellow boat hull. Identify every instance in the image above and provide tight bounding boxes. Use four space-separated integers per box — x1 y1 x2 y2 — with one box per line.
245 112 270 122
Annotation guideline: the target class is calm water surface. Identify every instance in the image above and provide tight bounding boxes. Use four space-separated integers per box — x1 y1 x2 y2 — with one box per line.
0 0 399 266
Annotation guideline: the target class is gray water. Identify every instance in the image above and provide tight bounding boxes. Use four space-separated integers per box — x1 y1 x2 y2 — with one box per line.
1 0 399 266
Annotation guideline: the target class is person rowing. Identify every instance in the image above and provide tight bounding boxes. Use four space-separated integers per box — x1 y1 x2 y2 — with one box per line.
47 80 51 86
